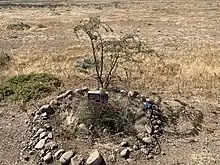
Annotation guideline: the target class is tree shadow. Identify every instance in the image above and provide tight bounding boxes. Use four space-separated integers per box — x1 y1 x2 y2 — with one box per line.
162 99 204 138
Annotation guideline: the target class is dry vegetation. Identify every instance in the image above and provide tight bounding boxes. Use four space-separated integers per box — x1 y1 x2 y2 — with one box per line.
0 1 220 165
0 1 219 104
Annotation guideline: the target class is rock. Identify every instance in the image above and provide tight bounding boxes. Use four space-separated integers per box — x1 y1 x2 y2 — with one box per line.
34 139 46 150
43 152 52 163
55 149 65 159
48 133 53 139
50 99 58 107
75 87 89 95
145 124 153 135
45 141 58 150
34 128 45 137
103 128 108 133
57 90 73 100
141 148 150 155
151 120 157 126
120 141 128 147
128 91 139 98
44 123 52 131
41 112 48 117
86 150 105 165
147 153 153 159
78 123 89 133
37 104 54 115
133 145 139 150
120 149 130 158
71 155 85 165
154 125 160 130
29 150 35 155
142 137 152 145
157 119 162 125
127 147 133 152
39 132 48 139
33 127 37 131
59 151 75 164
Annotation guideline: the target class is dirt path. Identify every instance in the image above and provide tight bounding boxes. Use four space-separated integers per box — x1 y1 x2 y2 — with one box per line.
0 103 30 165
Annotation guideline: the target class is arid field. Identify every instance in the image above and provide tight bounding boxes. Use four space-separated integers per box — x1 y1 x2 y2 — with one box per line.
0 0 220 165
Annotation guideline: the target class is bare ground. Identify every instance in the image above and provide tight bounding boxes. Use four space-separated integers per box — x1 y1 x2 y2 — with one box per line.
0 0 220 165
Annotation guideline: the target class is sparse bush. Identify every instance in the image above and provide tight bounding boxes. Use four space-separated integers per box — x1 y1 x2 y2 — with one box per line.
74 16 153 89
0 73 62 101
79 104 136 136
7 22 30 30
0 50 10 69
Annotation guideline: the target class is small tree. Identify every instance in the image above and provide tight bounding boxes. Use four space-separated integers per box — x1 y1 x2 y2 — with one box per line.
74 16 152 89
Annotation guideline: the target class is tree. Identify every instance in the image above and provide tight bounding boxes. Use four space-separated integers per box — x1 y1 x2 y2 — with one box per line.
74 16 152 89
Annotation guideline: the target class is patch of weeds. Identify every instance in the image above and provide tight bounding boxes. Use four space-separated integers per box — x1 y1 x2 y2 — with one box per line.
37 24 46 29
0 73 62 101
7 22 30 30
79 104 136 136
0 51 10 69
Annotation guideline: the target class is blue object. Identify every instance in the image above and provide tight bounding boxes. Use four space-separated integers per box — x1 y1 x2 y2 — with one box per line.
143 99 153 110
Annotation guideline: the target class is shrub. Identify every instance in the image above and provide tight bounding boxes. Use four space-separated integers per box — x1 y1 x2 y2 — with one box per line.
0 50 10 69
0 73 62 101
7 22 30 30
79 104 136 136
74 16 153 89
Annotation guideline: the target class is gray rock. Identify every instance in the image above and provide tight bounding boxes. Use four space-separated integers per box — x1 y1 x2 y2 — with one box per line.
141 148 150 155
127 91 139 98
127 147 133 152
147 153 153 159
49 99 58 106
133 145 139 150
57 90 73 100
145 124 153 135
44 123 52 130
34 139 46 150
142 137 152 145
71 155 84 165
29 150 35 155
157 119 162 125
45 141 58 150
59 151 75 164
43 152 52 163
54 149 65 159
41 112 48 117
154 125 160 130
75 87 89 95
120 141 128 147
39 132 48 139
34 128 45 137
86 150 104 165
120 149 130 158
48 132 53 139
37 104 54 115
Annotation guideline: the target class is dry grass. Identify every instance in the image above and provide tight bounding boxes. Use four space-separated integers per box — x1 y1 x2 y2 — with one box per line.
0 1 219 101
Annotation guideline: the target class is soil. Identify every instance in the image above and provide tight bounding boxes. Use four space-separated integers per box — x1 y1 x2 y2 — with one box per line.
0 0 220 165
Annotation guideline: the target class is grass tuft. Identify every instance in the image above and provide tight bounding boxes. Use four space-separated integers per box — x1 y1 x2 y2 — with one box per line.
0 73 62 101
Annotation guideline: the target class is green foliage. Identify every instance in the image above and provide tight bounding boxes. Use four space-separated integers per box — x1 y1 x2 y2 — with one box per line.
0 73 62 101
79 105 135 135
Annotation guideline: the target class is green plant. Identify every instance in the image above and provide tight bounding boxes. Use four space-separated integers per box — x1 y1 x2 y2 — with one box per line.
0 73 62 101
74 16 152 89
79 104 136 135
